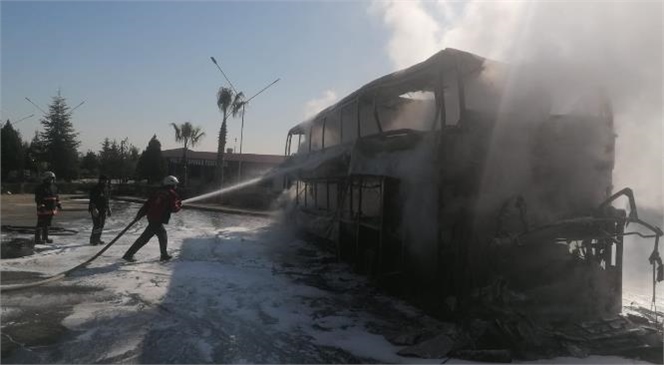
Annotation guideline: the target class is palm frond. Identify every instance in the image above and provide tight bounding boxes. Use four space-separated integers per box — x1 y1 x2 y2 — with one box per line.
216 87 234 115
170 123 183 142
231 92 246 117
190 127 205 148
182 122 193 138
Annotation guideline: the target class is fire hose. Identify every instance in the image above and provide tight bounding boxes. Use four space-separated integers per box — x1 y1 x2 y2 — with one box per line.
0 218 139 292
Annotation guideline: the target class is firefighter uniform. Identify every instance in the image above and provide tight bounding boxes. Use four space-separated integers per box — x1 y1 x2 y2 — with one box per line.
89 175 111 245
34 173 61 244
123 176 182 262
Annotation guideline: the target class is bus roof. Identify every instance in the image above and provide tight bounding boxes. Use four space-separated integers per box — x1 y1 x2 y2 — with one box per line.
288 48 489 135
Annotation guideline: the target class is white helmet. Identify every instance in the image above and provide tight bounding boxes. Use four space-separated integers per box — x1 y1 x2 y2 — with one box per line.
162 175 179 187
42 171 56 181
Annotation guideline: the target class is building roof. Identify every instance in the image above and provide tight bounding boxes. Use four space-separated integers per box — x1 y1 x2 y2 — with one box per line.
162 148 285 165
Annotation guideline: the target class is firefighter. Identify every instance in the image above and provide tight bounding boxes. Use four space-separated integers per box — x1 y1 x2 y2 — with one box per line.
122 175 182 262
34 171 62 244
89 174 112 245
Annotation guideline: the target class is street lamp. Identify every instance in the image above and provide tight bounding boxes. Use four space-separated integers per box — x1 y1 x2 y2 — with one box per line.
210 57 238 94
25 97 47 115
209 56 280 180
237 78 280 179
0 110 34 125
13 114 35 124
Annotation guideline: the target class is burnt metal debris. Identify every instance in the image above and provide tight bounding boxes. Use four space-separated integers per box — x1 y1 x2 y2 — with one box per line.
280 48 663 362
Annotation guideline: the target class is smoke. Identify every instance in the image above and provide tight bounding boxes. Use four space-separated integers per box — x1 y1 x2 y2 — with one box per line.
303 90 338 119
368 0 445 69
371 0 663 213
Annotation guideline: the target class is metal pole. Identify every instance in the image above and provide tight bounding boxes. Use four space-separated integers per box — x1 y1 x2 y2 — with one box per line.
210 57 238 94
209 55 280 182
12 114 35 125
25 97 47 115
238 104 246 181
237 79 279 181
240 104 245 154
245 78 280 103
70 100 86 112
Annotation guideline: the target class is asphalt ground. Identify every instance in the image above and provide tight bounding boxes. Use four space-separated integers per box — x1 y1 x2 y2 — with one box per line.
2 194 91 227
1 194 98 359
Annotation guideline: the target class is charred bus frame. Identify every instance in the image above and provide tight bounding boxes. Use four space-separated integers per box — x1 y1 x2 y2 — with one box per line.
281 48 663 319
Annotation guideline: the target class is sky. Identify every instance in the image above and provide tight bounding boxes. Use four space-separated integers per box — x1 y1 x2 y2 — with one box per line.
2 0 662 209
1 1 392 155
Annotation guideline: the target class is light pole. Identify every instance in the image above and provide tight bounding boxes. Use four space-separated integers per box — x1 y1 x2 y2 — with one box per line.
25 97 47 115
26 96 86 115
1 113 34 125
237 78 280 180
13 114 35 124
210 57 238 94
209 56 280 181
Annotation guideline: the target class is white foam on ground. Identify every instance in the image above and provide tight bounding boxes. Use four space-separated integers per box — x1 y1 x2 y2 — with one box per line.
2 204 660 363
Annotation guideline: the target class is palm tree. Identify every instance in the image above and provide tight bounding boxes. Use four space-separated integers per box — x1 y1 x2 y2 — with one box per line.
216 87 245 184
170 121 205 187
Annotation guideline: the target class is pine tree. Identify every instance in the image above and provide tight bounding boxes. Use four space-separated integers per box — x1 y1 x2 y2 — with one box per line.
40 94 81 181
136 135 166 184
1 120 25 180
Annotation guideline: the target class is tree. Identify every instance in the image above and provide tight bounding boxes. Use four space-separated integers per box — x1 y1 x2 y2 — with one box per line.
22 141 34 176
136 135 166 184
80 151 100 177
99 138 116 177
170 121 205 187
40 94 81 181
25 131 45 176
98 137 139 182
122 144 140 182
1 120 25 181
216 87 244 184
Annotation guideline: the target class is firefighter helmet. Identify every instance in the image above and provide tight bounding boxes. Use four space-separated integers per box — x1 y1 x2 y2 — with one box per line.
162 175 179 187
42 171 56 181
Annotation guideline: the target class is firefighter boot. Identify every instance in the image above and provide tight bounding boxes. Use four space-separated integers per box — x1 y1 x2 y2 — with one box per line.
122 254 136 262
43 227 53 244
34 227 43 244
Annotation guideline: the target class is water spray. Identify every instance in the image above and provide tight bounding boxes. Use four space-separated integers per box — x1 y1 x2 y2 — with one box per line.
182 177 264 205
181 157 321 205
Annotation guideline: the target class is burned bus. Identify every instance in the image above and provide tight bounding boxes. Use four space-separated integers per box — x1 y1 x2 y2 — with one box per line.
280 48 662 321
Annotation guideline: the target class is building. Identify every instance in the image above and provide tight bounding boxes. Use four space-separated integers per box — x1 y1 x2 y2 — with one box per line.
163 148 284 184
